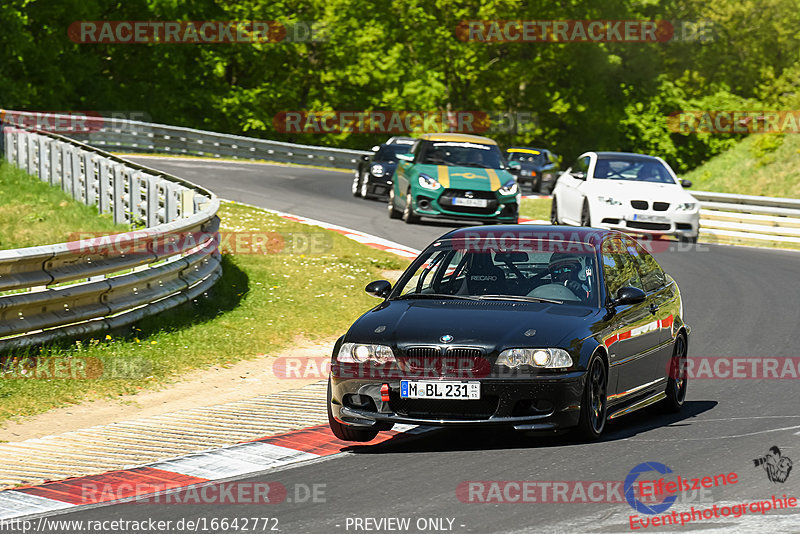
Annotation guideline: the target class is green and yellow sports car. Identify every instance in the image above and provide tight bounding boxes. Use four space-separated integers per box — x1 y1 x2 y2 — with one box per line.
387 133 520 224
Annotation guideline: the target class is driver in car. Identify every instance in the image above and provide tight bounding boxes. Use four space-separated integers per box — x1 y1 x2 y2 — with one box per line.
549 253 591 301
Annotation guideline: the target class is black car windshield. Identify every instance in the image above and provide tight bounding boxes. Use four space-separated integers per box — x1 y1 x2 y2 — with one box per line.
393 237 599 306
508 151 548 165
375 144 409 161
417 140 505 169
593 157 676 184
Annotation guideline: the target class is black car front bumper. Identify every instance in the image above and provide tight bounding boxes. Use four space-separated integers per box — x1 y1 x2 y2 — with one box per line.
330 372 585 431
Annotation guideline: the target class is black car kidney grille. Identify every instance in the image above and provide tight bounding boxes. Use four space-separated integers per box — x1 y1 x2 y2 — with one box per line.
389 393 499 419
399 347 489 377
626 221 671 231
653 202 670 211
631 200 648 210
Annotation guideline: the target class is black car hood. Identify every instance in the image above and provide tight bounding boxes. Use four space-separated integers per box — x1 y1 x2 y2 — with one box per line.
348 299 600 350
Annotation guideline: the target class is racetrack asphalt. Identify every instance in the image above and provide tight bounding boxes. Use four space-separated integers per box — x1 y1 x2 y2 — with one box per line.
20 156 799 533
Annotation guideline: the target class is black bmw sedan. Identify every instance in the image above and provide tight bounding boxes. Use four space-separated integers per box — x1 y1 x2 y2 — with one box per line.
327 226 689 442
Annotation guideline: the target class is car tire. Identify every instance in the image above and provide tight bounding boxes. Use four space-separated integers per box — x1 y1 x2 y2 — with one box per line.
360 175 371 199
680 234 699 244
402 191 420 224
327 379 379 442
576 353 607 441
661 334 688 413
550 197 560 225
580 200 592 227
352 171 363 197
388 188 402 219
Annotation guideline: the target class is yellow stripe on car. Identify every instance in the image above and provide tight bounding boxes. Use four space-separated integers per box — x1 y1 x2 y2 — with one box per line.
507 148 540 154
486 168 501 191
437 165 450 188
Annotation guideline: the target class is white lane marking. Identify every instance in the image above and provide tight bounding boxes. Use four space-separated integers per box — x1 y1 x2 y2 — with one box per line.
149 442 317 480
0 491 74 519
631 424 800 441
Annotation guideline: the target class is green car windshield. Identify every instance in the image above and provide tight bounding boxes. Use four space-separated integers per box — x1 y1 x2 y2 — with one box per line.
417 140 505 169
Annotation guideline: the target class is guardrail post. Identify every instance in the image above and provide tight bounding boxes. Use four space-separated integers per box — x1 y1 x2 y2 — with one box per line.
84 152 96 205
112 164 125 224
2 128 11 162
61 145 72 194
71 148 82 200
26 134 35 175
164 183 178 222
129 171 143 225
38 136 47 181
146 176 160 227
49 141 59 186
98 159 110 214
180 189 195 217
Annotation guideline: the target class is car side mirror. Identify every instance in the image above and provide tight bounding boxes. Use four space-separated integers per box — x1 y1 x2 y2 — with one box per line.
612 286 646 306
507 166 520 176
681 179 692 188
572 171 586 180
365 280 392 299
371 145 380 152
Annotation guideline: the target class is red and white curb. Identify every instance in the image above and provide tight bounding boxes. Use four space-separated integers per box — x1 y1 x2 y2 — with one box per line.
0 424 431 520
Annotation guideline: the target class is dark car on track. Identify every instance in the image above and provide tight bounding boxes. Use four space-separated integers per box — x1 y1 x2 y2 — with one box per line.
352 142 414 199
505 147 560 193
327 226 690 442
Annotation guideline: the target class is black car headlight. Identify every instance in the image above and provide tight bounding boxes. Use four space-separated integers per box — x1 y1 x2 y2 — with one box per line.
497 348 573 369
337 343 396 364
370 164 385 177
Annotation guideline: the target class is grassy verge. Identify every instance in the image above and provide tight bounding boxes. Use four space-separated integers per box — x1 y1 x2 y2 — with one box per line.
0 160 128 249
0 200 409 423
519 198 552 221
681 134 800 198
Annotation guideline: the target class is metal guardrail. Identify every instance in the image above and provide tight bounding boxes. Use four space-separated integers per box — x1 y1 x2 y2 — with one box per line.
692 191 800 244
0 110 369 170
0 118 222 351
3 110 797 247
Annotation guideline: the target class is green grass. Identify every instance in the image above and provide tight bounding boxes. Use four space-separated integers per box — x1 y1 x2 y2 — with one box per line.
0 200 409 423
0 160 128 249
519 198 552 221
682 133 800 198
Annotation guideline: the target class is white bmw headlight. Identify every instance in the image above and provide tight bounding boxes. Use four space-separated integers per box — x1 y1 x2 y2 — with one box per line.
677 202 697 211
418 173 441 190
370 164 385 177
498 179 518 196
597 196 622 206
520 169 532 177
337 343 395 364
496 348 573 369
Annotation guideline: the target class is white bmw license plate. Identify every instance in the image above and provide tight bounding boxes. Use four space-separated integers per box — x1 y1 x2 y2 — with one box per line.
632 214 669 223
452 197 488 208
400 380 480 399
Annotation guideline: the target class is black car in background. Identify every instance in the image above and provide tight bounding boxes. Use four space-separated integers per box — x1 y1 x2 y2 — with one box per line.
505 147 560 193
327 226 689 442
352 140 416 199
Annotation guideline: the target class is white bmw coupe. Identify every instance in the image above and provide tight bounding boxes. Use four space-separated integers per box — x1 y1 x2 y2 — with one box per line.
551 151 700 242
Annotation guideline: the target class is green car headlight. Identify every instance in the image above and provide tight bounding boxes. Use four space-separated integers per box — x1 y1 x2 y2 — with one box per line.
498 179 518 196
497 348 573 369
418 173 441 190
